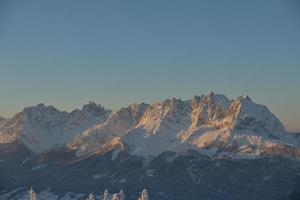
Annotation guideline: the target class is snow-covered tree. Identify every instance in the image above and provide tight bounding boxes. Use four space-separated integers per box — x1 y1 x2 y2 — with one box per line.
29 187 37 200
112 193 120 200
142 189 149 200
102 189 110 200
138 189 149 200
87 193 95 200
40 187 51 200
119 189 125 200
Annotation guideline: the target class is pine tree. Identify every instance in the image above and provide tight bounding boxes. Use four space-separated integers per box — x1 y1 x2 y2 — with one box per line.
29 187 37 200
87 193 95 200
102 189 110 200
119 189 125 200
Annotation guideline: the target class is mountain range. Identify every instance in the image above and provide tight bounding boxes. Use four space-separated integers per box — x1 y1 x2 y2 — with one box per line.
0 92 299 159
1 92 300 200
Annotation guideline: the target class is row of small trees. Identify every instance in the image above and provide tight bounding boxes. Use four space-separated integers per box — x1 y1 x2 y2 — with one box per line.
29 187 149 200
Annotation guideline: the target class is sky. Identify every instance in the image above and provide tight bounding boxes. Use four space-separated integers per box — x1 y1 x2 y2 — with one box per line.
0 0 299 131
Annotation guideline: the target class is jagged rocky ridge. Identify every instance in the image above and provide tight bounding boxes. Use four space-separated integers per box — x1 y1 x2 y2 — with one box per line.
0 93 299 159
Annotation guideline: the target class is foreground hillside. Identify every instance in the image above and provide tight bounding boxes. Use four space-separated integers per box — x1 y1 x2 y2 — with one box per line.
0 149 300 200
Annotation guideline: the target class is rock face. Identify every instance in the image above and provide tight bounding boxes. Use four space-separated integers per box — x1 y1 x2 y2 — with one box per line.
0 92 299 159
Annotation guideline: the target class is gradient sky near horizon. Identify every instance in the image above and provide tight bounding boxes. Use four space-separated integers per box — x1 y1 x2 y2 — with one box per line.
0 0 299 131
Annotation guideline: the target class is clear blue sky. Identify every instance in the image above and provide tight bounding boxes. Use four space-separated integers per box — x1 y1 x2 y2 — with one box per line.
0 0 299 131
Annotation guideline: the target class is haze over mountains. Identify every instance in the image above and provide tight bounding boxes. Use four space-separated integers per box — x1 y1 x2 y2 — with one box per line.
0 92 299 159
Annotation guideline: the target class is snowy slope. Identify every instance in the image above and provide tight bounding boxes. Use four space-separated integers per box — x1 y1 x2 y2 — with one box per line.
0 102 111 153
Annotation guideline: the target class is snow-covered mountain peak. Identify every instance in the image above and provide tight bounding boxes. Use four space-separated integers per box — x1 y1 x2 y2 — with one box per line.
106 103 149 129
228 96 286 134
0 103 111 153
81 102 109 116
126 102 149 119
23 103 63 114
22 104 69 128
68 103 149 156
207 92 230 108
237 95 252 102
137 97 191 133
191 92 230 109
119 93 298 158
189 93 230 128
